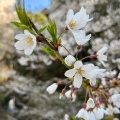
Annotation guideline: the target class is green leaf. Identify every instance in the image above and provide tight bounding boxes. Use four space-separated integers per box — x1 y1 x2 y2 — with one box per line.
38 26 47 34
15 4 32 29
41 46 56 58
47 20 58 44
11 21 34 34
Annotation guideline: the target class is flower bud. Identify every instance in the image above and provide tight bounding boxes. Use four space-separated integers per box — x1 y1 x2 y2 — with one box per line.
64 114 69 120
8 98 16 110
72 93 77 102
65 90 71 98
65 55 76 66
46 83 58 94
65 90 76 102
86 98 95 110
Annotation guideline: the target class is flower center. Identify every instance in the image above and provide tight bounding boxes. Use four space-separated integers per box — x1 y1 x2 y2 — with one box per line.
27 36 33 44
89 100 93 104
68 19 76 28
77 68 84 75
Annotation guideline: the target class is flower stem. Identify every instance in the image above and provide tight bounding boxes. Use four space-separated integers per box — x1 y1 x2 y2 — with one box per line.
58 29 67 39
59 44 71 55
81 55 97 61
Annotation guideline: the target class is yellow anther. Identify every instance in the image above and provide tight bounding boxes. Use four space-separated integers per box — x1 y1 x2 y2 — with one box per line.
68 20 76 28
77 68 84 75
27 37 33 44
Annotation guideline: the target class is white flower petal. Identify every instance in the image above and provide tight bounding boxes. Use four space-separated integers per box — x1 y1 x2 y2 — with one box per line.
15 34 27 41
97 46 108 55
65 55 76 66
99 60 106 67
46 83 58 94
64 114 70 120
90 78 96 86
111 94 120 108
74 61 83 69
24 46 34 55
96 46 108 67
89 112 96 120
81 34 91 45
94 107 105 120
66 9 74 23
72 30 91 45
82 71 95 80
24 30 31 36
72 93 76 102
101 108 109 115
74 7 92 29
76 108 84 118
65 90 71 98
64 68 76 78
14 40 29 50
73 30 85 39
86 98 95 109
73 73 82 88
113 107 120 114
80 7 86 13
76 109 90 120
98 54 107 61
82 63 95 71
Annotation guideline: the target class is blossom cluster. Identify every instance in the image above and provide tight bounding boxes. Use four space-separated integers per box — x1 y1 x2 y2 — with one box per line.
13 6 120 120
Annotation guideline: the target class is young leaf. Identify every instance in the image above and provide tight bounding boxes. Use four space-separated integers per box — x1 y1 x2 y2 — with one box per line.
47 20 58 44
38 26 47 34
41 46 56 58
11 21 34 34
15 4 32 29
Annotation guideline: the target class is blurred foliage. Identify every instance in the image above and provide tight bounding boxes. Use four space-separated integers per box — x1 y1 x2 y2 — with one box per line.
28 12 47 25
0 92 5 108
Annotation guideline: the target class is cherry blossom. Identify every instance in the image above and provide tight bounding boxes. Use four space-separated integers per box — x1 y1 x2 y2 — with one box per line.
14 30 36 55
96 46 108 67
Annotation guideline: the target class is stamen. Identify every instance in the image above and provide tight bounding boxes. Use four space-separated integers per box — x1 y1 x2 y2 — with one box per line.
27 36 33 44
68 19 76 28
77 68 85 75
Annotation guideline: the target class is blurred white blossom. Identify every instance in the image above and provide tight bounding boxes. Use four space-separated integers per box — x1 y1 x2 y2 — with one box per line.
111 94 120 108
96 46 108 67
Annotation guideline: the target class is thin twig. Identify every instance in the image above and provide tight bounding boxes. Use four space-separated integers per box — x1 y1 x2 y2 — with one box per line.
60 44 71 55
80 55 97 61
28 18 38 34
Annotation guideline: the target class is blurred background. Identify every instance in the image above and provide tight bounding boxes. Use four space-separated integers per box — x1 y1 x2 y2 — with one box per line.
0 0 120 120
